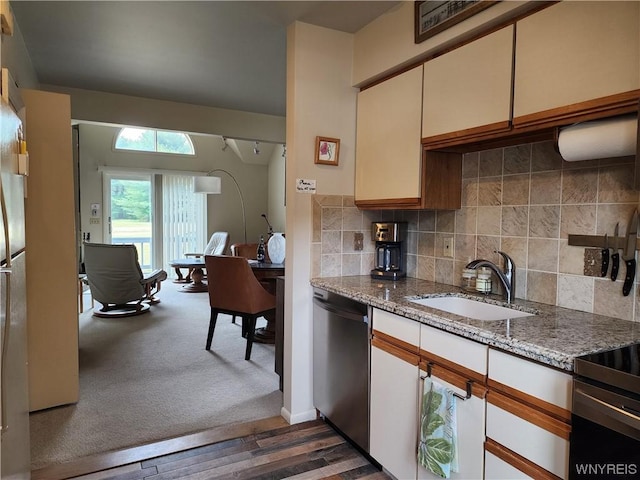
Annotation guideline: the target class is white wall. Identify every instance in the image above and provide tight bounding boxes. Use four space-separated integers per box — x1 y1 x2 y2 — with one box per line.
45 85 286 144
283 22 358 423
78 123 276 252
353 1 538 85
267 144 286 233
0 13 39 91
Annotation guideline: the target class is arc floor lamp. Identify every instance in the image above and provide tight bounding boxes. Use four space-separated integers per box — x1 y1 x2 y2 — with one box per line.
193 169 247 243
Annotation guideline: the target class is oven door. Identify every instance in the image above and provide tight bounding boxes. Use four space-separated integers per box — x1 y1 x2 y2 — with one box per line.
569 378 640 479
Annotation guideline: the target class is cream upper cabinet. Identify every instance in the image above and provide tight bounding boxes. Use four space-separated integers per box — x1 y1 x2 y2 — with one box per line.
355 65 423 206
514 1 640 124
422 25 514 143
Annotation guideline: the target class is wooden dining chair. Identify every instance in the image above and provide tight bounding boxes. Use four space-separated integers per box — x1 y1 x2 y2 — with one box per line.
229 242 259 324
204 255 276 360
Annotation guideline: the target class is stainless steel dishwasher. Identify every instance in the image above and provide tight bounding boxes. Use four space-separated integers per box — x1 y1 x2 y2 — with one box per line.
312 287 370 453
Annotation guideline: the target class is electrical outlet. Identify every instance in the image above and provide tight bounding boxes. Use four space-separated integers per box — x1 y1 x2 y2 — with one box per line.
443 237 454 258
354 232 364 251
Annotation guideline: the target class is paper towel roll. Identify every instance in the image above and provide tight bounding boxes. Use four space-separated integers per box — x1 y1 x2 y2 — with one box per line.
557 115 637 162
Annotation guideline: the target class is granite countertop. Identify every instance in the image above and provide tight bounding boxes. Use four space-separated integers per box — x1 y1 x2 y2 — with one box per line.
310 275 640 371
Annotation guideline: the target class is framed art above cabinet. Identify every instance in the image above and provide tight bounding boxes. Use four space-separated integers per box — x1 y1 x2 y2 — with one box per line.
415 0 499 44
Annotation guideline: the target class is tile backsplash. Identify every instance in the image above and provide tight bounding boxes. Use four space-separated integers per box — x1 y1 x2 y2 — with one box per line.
311 140 640 322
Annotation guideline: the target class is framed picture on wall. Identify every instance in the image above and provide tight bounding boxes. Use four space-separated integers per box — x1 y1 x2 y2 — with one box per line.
415 1 499 44
314 136 340 166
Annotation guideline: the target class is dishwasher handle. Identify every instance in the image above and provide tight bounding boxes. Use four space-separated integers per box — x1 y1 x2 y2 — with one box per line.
313 295 369 324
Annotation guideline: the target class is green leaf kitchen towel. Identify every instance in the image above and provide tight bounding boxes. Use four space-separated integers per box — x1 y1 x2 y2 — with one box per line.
418 377 459 478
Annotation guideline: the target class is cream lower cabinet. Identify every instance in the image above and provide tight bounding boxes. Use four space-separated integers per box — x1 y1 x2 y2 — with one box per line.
485 349 572 479
418 324 488 480
370 309 488 480
370 309 421 480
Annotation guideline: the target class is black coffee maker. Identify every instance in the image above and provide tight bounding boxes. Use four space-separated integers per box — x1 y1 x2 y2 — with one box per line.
371 222 407 280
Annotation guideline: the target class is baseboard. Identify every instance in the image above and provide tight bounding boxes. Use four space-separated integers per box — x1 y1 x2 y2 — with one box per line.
281 405 318 424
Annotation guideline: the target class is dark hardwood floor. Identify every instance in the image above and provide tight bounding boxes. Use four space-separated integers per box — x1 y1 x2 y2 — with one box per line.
33 416 391 480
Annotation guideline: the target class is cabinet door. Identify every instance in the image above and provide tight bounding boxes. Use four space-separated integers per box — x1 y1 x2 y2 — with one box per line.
422 25 513 145
484 451 533 480
22 89 80 411
514 1 640 125
355 65 423 206
488 348 572 415
486 396 569 479
370 342 420 480
420 323 488 376
417 368 486 480
372 307 421 348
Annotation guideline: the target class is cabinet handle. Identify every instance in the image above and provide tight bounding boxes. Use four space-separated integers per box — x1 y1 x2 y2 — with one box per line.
422 362 473 401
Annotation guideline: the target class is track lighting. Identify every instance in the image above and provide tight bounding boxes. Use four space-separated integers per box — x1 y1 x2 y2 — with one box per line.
221 136 228 151
253 141 260 155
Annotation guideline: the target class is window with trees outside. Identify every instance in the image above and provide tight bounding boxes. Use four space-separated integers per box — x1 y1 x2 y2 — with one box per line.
115 127 195 155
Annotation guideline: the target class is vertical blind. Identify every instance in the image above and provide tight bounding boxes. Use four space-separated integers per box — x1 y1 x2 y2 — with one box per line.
162 175 206 276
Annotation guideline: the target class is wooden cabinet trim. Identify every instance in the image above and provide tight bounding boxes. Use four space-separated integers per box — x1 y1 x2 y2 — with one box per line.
419 360 487 399
354 197 422 210
422 91 638 152
419 349 486 385
422 121 512 148
487 378 571 423
372 330 420 355
513 90 640 129
487 390 571 440
371 335 420 366
485 438 563 480
425 128 556 154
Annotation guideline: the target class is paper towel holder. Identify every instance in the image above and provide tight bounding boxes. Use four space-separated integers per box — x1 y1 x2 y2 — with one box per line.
555 107 640 189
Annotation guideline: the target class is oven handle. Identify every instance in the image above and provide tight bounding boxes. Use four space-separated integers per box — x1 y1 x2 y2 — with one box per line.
574 385 640 441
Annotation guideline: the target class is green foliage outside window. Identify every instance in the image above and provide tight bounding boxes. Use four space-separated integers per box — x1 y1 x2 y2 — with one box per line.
115 127 194 155
110 179 151 221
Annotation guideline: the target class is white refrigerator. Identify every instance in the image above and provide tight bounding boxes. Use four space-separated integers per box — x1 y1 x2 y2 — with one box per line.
0 97 30 478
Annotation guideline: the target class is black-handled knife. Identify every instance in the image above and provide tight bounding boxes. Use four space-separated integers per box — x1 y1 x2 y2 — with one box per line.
611 223 620 281
622 210 638 296
601 233 609 277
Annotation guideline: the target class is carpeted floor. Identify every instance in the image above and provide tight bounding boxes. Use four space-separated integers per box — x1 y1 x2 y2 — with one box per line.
29 281 282 470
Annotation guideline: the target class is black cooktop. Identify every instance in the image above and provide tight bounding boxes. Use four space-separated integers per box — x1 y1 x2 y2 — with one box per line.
574 343 640 394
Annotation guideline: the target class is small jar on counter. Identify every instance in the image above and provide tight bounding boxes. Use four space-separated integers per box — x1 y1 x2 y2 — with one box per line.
475 267 492 294
461 268 477 291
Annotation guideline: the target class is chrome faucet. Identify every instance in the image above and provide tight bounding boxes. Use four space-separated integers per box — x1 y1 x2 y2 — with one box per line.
465 251 516 304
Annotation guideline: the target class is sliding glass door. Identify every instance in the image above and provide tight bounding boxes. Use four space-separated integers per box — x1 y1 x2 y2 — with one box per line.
162 175 206 273
104 172 205 274
104 173 154 271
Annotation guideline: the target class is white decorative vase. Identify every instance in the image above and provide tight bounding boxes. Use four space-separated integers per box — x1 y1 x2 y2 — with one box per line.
267 233 286 264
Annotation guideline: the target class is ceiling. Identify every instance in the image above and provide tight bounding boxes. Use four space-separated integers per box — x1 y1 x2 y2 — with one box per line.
11 1 400 118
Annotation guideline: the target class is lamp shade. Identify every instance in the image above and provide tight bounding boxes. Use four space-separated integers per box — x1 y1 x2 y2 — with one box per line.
194 176 222 194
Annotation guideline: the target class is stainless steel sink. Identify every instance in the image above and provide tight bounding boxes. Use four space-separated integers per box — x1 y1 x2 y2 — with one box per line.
408 296 535 321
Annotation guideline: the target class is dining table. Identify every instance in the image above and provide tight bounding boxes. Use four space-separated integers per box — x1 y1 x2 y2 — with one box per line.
247 260 285 344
